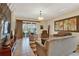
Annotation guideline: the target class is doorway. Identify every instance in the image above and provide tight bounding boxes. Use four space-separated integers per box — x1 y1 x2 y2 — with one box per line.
22 22 36 37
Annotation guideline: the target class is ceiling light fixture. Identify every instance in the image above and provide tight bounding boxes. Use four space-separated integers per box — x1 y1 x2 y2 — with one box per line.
38 10 44 20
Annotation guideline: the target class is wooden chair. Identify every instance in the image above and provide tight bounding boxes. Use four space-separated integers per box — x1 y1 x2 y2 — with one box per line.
36 40 49 56
29 33 37 55
41 30 49 45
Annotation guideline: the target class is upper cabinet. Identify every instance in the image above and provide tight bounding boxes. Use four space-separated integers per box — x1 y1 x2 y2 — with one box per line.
54 16 79 32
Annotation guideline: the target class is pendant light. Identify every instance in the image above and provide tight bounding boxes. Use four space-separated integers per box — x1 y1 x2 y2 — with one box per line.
38 10 44 20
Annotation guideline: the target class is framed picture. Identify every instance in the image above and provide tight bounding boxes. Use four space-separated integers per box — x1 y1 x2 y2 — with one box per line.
54 16 79 32
54 20 64 31
68 18 77 31
64 20 69 30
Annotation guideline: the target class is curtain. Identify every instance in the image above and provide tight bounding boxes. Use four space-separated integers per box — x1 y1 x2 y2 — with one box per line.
16 20 23 39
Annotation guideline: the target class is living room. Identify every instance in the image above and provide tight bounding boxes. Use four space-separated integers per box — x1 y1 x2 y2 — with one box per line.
0 3 79 56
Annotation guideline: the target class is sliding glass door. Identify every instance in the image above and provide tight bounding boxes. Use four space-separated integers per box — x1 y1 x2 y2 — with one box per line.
22 23 36 37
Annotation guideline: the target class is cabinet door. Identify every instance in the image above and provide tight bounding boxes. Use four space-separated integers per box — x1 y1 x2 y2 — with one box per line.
0 48 11 56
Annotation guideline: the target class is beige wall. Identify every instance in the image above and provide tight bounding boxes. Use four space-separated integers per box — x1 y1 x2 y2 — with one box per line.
38 20 50 35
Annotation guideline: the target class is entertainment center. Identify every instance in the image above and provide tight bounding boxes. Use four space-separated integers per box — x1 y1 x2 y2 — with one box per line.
0 3 16 56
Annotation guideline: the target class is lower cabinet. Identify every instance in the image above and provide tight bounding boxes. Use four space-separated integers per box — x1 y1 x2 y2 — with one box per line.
0 47 11 56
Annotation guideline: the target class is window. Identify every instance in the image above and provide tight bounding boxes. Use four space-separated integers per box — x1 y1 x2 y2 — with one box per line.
22 22 36 37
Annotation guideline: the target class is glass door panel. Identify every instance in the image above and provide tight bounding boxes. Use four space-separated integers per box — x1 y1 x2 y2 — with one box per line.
22 23 36 37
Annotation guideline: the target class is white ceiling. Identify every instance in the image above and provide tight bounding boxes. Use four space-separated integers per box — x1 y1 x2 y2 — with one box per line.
14 3 79 20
